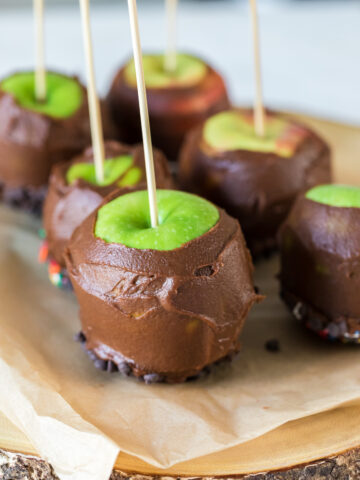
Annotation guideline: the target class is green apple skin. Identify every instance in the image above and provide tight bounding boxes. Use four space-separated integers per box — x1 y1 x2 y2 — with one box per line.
95 189 219 250
66 156 140 187
203 110 307 158
118 167 142 187
0 72 83 118
124 53 207 89
306 184 360 208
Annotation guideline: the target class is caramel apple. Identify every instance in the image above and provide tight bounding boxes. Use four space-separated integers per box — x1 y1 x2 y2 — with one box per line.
279 184 360 343
65 189 260 382
107 53 229 159
41 141 173 288
0 71 115 214
179 109 332 257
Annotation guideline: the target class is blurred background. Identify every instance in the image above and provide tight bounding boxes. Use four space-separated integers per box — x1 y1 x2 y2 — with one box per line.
0 0 359 125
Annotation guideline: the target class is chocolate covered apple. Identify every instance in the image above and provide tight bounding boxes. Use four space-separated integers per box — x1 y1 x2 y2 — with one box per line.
179 109 332 257
107 53 229 159
0 71 114 214
41 141 173 288
279 184 360 343
65 189 260 382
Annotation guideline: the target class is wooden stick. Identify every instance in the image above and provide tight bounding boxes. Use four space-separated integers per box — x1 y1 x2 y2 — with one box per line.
164 0 178 74
34 0 46 102
79 0 105 184
249 0 265 137
127 0 159 228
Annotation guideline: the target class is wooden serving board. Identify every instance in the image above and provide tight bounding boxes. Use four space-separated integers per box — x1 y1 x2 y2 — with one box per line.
1 114 360 479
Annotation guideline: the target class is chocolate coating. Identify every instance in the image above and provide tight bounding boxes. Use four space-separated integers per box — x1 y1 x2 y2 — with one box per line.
0 71 115 208
279 193 360 341
178 110 332 257
43 141 173 268
106 59 229 159
75 331 236 383
65 196 260 382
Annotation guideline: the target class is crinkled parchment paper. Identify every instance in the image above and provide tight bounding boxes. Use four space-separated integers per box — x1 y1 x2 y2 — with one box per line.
0 205 359 480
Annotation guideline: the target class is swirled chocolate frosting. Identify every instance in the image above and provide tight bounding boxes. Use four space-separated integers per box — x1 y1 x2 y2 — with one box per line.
106 61 229 159
0 71 115 190
178 110 332 257
279 193 360 338
65 196 260 382
43 141 173 268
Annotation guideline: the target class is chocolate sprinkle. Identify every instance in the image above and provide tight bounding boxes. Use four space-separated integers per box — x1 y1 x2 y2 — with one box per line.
265 339 280 353
1 183 47 216
75 332 238 384
281 289 360 344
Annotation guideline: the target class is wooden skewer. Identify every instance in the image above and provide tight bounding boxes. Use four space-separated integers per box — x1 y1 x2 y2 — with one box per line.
249 0 265 137
127 0 159 228
164 0 178 74
79 0 105 184
34 0 46 102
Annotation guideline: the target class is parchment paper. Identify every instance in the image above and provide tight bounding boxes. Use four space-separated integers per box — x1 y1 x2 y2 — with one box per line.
0 205 359 480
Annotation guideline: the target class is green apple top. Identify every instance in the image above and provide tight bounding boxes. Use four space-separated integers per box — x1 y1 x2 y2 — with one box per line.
124 53 207 89
95 189 219 250
0 72 83 118
66 156 142 188
203 110 308 158
306 184 360 208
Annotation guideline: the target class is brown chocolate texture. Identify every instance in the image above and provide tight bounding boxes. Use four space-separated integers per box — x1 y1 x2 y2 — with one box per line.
106 61 229 159
0 72 116 203
65 198 260 382
279 194 360 339
178 111 332 257
43 141 173 268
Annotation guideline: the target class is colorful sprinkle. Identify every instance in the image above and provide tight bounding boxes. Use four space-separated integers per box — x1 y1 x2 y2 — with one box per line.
38 228 46 240
294 301 360 344
38 238 72 290
47 263 72 290
49 260 61 275
38 241 49 263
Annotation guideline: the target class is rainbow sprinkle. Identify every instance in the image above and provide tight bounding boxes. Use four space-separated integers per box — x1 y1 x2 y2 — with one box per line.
38 239 49 263
38 231 72 290
292 301 360 344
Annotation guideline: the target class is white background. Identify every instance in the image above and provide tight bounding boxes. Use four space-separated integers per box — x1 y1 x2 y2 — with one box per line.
0 0 359 125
